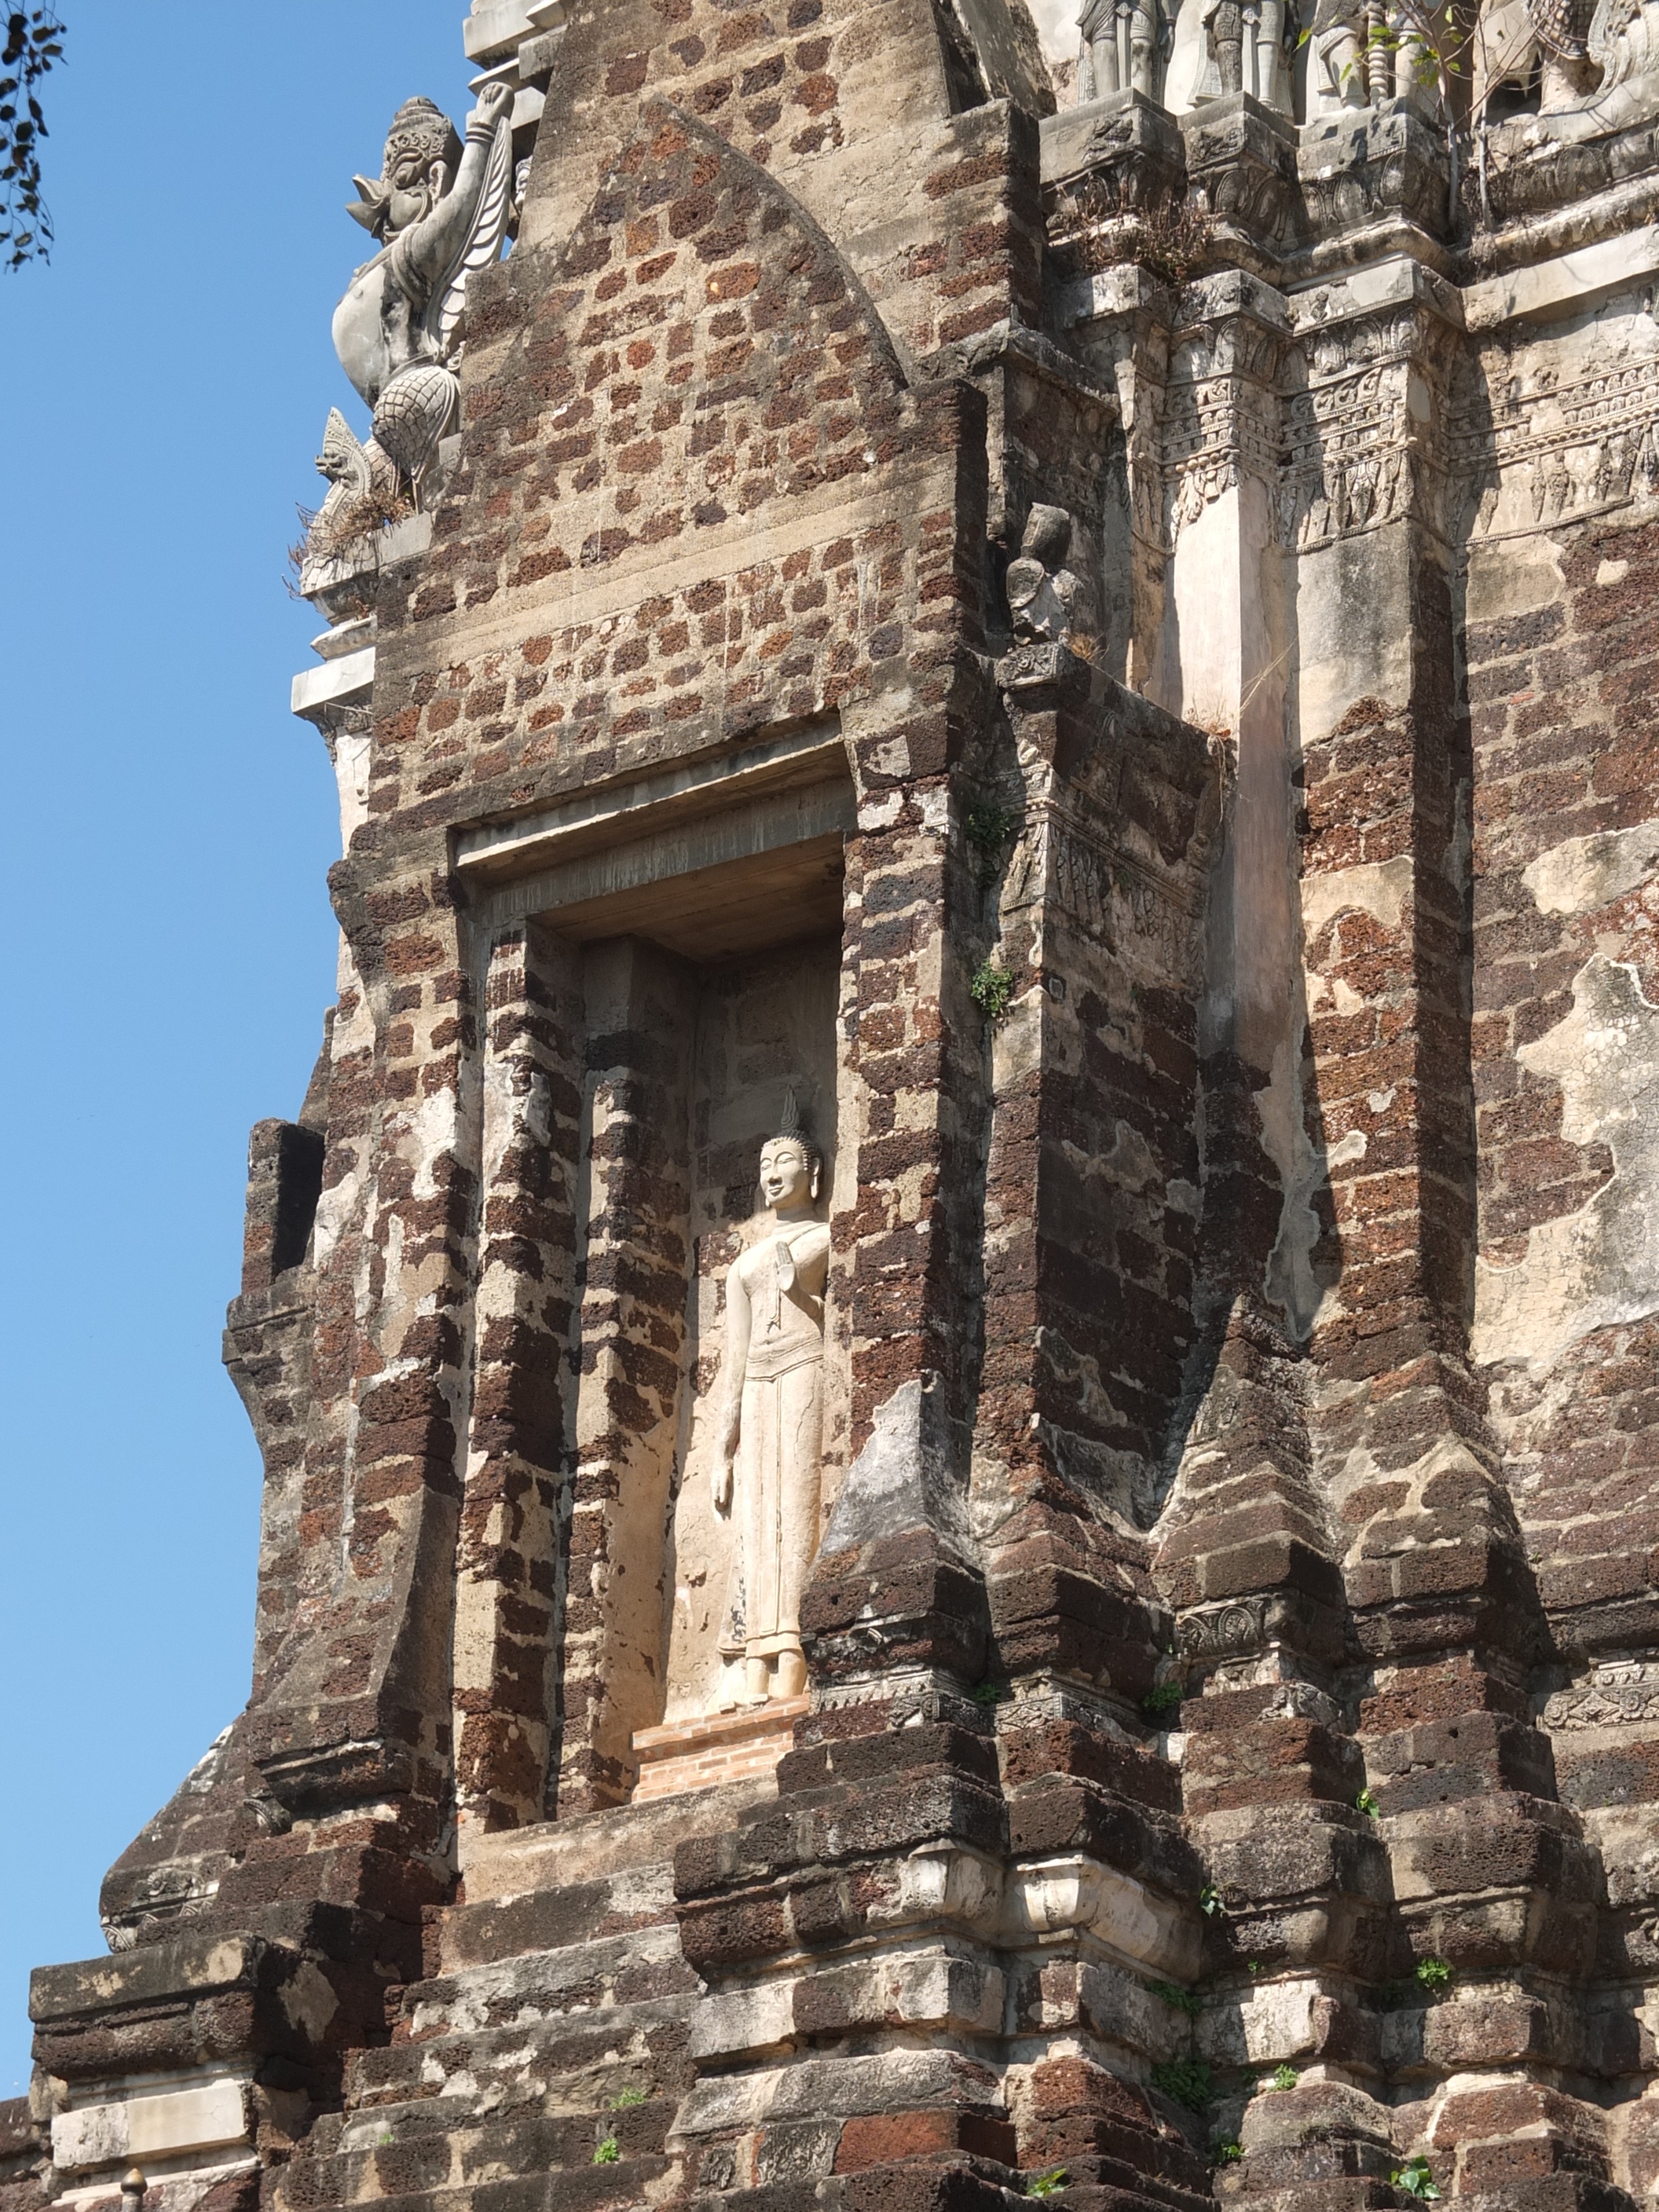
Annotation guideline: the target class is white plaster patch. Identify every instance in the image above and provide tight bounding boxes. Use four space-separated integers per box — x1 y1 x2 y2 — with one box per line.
1299 854 1412 947
1259 1027 1331 1340
1522 819 1659 917
312 1165 362 1270
277 1958 339 2038
866 736 910 782
334 731 372 851
412 1086 464 1199
1598 558 1631 587
1473 956 1659 1373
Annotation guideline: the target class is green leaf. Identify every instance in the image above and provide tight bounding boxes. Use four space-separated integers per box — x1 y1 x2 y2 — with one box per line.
1391 2155 1441 2199
1146 1979 1203 2016
965 803 1019 850
1151 2060 1213 2112
971 958 1017 1020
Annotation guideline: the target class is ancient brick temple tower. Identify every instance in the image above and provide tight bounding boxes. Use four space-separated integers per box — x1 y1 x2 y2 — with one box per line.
12 0 1659 2201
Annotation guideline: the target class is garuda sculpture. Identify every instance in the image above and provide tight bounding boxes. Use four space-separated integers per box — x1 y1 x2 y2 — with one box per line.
303 80 516 576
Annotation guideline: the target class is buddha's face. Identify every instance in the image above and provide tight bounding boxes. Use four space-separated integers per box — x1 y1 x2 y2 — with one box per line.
759 1138 814 1213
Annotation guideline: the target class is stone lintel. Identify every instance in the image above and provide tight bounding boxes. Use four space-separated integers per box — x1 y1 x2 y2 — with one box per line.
1039 86 1187 190
1287 251 1463 333
467 789 855 961
455 720 848 884
1464 219 1659 331
291 646 374 728
30 1936 264 2027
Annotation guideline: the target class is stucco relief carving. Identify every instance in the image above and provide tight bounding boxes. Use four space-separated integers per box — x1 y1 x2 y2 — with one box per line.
1128 298 1474 557
1157 319 1281 544
1455 311 1659 541
1007 504 1086 643
1177 1596 1269 1657
1545 1661 1659 1728
713 1097 831 1706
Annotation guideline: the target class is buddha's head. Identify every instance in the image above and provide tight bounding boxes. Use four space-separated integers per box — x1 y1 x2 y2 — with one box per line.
759 1093 821 1215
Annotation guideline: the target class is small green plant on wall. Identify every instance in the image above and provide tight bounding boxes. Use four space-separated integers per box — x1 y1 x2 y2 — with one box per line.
1146 1979 1202 2016
1391 2155 1441 2199
1151 2059 1212 2111
972 958 1016 1020
965 803 1018 850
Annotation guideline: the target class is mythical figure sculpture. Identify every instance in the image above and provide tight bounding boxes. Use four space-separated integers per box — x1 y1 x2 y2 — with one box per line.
1305 0 1437 109
1478 0 1659 131
1308 0 1372 106
1079 0 1163 97
1006 504 1083 645
328 82 516 506
1205 0 1291 101
1474 0 1600 115
713 1098 830 1707
301 409 406 578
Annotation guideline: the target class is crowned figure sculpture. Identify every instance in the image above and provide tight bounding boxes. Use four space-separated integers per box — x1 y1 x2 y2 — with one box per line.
713 1096 832 1707
306 80 516 558
1079 0 1165 98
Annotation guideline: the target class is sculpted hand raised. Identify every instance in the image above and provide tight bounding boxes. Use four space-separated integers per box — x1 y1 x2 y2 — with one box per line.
471 79 516 132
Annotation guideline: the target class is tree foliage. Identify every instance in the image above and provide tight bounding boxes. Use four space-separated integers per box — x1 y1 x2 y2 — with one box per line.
2 8 64 270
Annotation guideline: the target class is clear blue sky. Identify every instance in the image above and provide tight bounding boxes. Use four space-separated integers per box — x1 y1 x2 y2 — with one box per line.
0 0 469 2098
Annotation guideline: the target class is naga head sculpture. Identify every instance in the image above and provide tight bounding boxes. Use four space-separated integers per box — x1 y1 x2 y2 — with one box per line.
348 97 463 244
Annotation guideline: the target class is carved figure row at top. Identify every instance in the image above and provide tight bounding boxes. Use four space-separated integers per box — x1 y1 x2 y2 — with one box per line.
1078 0 1301 112
1078 0 1655 126
302 81 518 582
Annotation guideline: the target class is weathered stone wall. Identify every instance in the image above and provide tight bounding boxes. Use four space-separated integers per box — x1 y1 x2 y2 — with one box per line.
22 0 1659 2206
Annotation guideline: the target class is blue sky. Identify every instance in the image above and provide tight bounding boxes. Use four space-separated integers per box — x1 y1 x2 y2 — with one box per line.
0 0 469 2098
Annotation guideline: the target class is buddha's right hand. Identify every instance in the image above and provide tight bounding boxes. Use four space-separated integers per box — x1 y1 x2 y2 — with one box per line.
712 1431 736 1512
